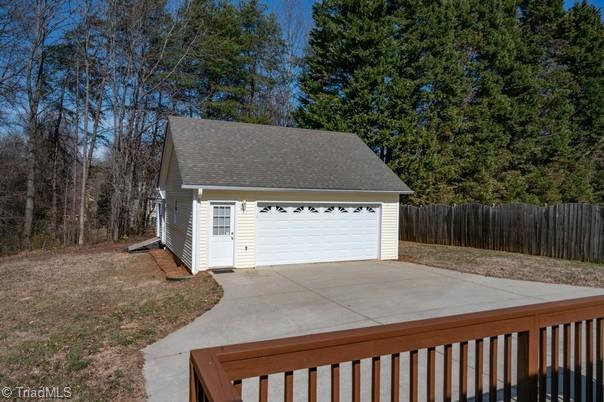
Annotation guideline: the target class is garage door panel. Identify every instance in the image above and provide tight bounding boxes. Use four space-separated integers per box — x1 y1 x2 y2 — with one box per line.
256 220 378 233
263 236 377 247
256 203 380 266
257 228 378 237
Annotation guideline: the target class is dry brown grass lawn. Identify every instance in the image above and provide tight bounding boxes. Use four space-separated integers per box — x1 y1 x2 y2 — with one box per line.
0 242 222 401
399 241 604 287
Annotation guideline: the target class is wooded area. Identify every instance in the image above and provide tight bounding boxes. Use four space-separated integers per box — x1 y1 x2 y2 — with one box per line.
400 203 604 263
0 0 303 254
298 0 604 205
1 0 603 255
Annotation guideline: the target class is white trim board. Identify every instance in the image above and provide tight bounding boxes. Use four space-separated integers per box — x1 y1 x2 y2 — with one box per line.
191 191 199 273
182 184 413 194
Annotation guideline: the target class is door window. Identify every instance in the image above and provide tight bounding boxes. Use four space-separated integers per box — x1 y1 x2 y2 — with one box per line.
212 206 231 236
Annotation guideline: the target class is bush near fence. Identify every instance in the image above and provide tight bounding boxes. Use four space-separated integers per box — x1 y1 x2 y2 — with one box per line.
399 203 604 263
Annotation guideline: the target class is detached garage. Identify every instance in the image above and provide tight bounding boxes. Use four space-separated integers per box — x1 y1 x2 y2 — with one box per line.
157 116 412 274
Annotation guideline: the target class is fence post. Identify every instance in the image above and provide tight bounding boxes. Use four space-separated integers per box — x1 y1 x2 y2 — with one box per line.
517 320 539 401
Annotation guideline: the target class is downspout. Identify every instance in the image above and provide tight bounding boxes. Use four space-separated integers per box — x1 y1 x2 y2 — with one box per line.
157 188 166 245
155 197 161 239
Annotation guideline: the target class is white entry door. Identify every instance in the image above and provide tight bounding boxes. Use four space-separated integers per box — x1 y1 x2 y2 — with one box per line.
209 204 235 267
256 204 380 266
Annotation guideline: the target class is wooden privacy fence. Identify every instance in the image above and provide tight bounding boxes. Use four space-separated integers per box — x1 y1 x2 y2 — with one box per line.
399 203 604 263
190 295 604 402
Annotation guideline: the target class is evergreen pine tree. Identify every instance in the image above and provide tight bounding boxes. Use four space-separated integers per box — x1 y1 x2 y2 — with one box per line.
297 0 602 205
560 1 604 202
296 0 397 144
169 0 286 122
516 0 583 203
297 0 455 203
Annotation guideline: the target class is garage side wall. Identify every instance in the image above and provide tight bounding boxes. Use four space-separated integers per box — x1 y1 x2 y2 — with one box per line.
380 200 399 260
163 149 193 270
197 190 399 270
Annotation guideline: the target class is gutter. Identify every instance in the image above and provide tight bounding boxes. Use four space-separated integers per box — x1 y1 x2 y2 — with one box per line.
181 184 414 195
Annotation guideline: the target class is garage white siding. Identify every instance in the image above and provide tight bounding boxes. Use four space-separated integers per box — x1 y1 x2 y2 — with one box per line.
380 201 399 260
196 196 208 273
163 148 193 269
234 200 256 268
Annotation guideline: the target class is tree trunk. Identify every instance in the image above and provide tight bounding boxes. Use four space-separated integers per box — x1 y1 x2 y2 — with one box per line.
50 88 65 239
62 172 69 245
78 95 103 245
77 157 88 245
23 14 47 248
23 120 36 248
50 134 59 238
72 59 80 245
77 8 91 246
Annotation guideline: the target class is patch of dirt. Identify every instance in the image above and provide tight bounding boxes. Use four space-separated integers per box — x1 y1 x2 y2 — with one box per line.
0 242 222 401
399 241 604 288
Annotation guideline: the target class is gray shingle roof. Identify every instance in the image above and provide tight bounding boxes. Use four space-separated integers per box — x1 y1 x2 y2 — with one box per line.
167 116 412 193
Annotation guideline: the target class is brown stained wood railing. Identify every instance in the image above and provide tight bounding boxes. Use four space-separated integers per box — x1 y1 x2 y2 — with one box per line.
475 338 484 402
390 353 399 402
503 334 512 402
409 349 418 402
459 341 468 402
190 295 604 402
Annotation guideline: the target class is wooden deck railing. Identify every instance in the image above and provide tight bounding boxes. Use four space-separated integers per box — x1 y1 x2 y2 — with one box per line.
190 295 604 402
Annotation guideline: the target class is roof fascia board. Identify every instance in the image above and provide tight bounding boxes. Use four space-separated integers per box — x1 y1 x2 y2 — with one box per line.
157 127 174 188
181 184 413 194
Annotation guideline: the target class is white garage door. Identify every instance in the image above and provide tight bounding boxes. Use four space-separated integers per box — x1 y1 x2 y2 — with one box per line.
256 203 380 266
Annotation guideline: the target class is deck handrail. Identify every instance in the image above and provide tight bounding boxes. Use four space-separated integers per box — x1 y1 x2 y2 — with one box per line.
190 294 604 402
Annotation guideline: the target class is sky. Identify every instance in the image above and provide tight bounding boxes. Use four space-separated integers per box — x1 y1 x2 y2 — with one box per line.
565 0 604 8
265 0 604 40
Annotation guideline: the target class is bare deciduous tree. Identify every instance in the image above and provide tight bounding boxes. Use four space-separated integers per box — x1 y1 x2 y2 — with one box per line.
0 0 296 254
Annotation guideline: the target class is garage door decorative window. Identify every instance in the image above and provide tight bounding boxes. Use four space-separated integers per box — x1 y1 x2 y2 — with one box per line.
258 204 376 215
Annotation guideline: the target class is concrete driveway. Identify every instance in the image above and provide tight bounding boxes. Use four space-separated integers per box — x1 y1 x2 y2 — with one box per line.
143 260 603 401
